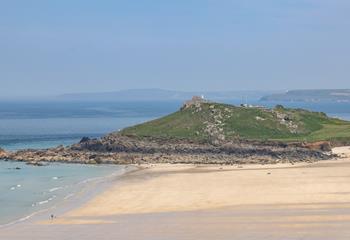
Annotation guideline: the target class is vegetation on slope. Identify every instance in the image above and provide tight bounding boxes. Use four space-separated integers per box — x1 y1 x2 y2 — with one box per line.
120 101 350 143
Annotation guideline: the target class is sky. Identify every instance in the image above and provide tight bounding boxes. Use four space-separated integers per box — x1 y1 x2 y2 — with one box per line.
0 0 350 97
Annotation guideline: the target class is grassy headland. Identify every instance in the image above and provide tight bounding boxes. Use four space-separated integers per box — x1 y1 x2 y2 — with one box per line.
2 99 348 165
121 100 350 144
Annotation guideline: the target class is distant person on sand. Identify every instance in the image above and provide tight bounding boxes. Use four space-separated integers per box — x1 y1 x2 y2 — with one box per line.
50 214 54 220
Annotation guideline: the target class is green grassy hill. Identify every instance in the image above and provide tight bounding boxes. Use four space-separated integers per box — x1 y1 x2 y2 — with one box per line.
120 101 350 143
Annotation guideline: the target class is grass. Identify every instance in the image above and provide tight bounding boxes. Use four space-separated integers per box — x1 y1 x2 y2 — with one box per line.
120 106 212 140
120 102 350 143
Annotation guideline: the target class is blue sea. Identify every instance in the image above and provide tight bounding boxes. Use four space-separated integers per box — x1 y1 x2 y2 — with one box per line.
0 162 126 226
0 101 181 151
0 100 181 225
0 99 350 225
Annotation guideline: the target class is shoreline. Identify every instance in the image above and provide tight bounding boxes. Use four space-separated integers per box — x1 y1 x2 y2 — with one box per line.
0 163 137 228
1 154 346 227
54 159 345 220
0 160 316 228
1 147 350 239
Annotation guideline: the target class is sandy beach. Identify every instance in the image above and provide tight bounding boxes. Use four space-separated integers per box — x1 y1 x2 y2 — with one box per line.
1 147 350 239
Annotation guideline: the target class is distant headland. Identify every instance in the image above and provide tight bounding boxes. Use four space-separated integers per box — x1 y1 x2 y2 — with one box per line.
261 89 350 103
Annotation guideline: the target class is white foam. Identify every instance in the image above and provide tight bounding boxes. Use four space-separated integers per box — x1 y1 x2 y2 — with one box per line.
48 195 56 201
38 200 49 205
10 184 21 190
49 187 62 192
63 193 75 200
34 195 56 206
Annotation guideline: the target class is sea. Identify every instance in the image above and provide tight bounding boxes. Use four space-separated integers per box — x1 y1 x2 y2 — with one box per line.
0 99 350 226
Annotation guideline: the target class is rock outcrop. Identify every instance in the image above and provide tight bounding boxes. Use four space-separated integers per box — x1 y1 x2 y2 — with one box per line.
0 134 333 165
302 141 332 151
181 96 208 110
0 148 7 158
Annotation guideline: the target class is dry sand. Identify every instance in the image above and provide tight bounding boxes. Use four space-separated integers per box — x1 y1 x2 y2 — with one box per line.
2 146 350 239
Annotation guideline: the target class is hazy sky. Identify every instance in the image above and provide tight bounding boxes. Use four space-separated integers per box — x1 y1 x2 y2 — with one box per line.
1 0 349 97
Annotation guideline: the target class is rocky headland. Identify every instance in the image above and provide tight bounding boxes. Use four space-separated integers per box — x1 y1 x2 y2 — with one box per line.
0 135 334 165
1 98 348 165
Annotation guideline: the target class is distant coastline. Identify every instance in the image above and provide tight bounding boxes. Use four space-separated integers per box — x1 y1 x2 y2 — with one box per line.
261 89 350 103
57 88 277 102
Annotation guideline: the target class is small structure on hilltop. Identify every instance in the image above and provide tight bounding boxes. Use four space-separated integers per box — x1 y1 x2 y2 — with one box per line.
182 96 208 110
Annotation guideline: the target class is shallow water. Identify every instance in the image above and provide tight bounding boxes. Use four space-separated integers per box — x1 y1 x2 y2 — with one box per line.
0 101 180 225
0 161 124 225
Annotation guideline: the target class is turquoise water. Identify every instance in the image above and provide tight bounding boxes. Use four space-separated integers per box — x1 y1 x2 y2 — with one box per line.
0 100 349 226
0 101 180 225
0 161 125 225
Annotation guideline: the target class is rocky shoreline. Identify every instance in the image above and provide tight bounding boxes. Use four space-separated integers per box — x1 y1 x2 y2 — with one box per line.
0 134 335 165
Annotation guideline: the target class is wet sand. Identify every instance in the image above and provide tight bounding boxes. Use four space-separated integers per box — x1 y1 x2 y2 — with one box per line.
1 146 350 240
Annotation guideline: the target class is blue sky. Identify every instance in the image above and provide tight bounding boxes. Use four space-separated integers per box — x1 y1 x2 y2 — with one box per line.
1 0 350 96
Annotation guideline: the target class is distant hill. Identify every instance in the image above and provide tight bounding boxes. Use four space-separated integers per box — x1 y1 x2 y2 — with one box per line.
261 89 350 103
120 98 350 143
58 88 277 102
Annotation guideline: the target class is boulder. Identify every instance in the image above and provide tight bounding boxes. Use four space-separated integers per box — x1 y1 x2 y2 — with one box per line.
26 161 45 166
303 141 332 152
79 137 91 143
0 148 7 158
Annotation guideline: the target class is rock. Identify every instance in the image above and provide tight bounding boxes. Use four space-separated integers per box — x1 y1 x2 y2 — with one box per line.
0 148 8 158
79 137 91 143
303 141 332 152
26 161 45 166
88 159 97 164
182 96 208 110
2 134 334 166
256 116 265 121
